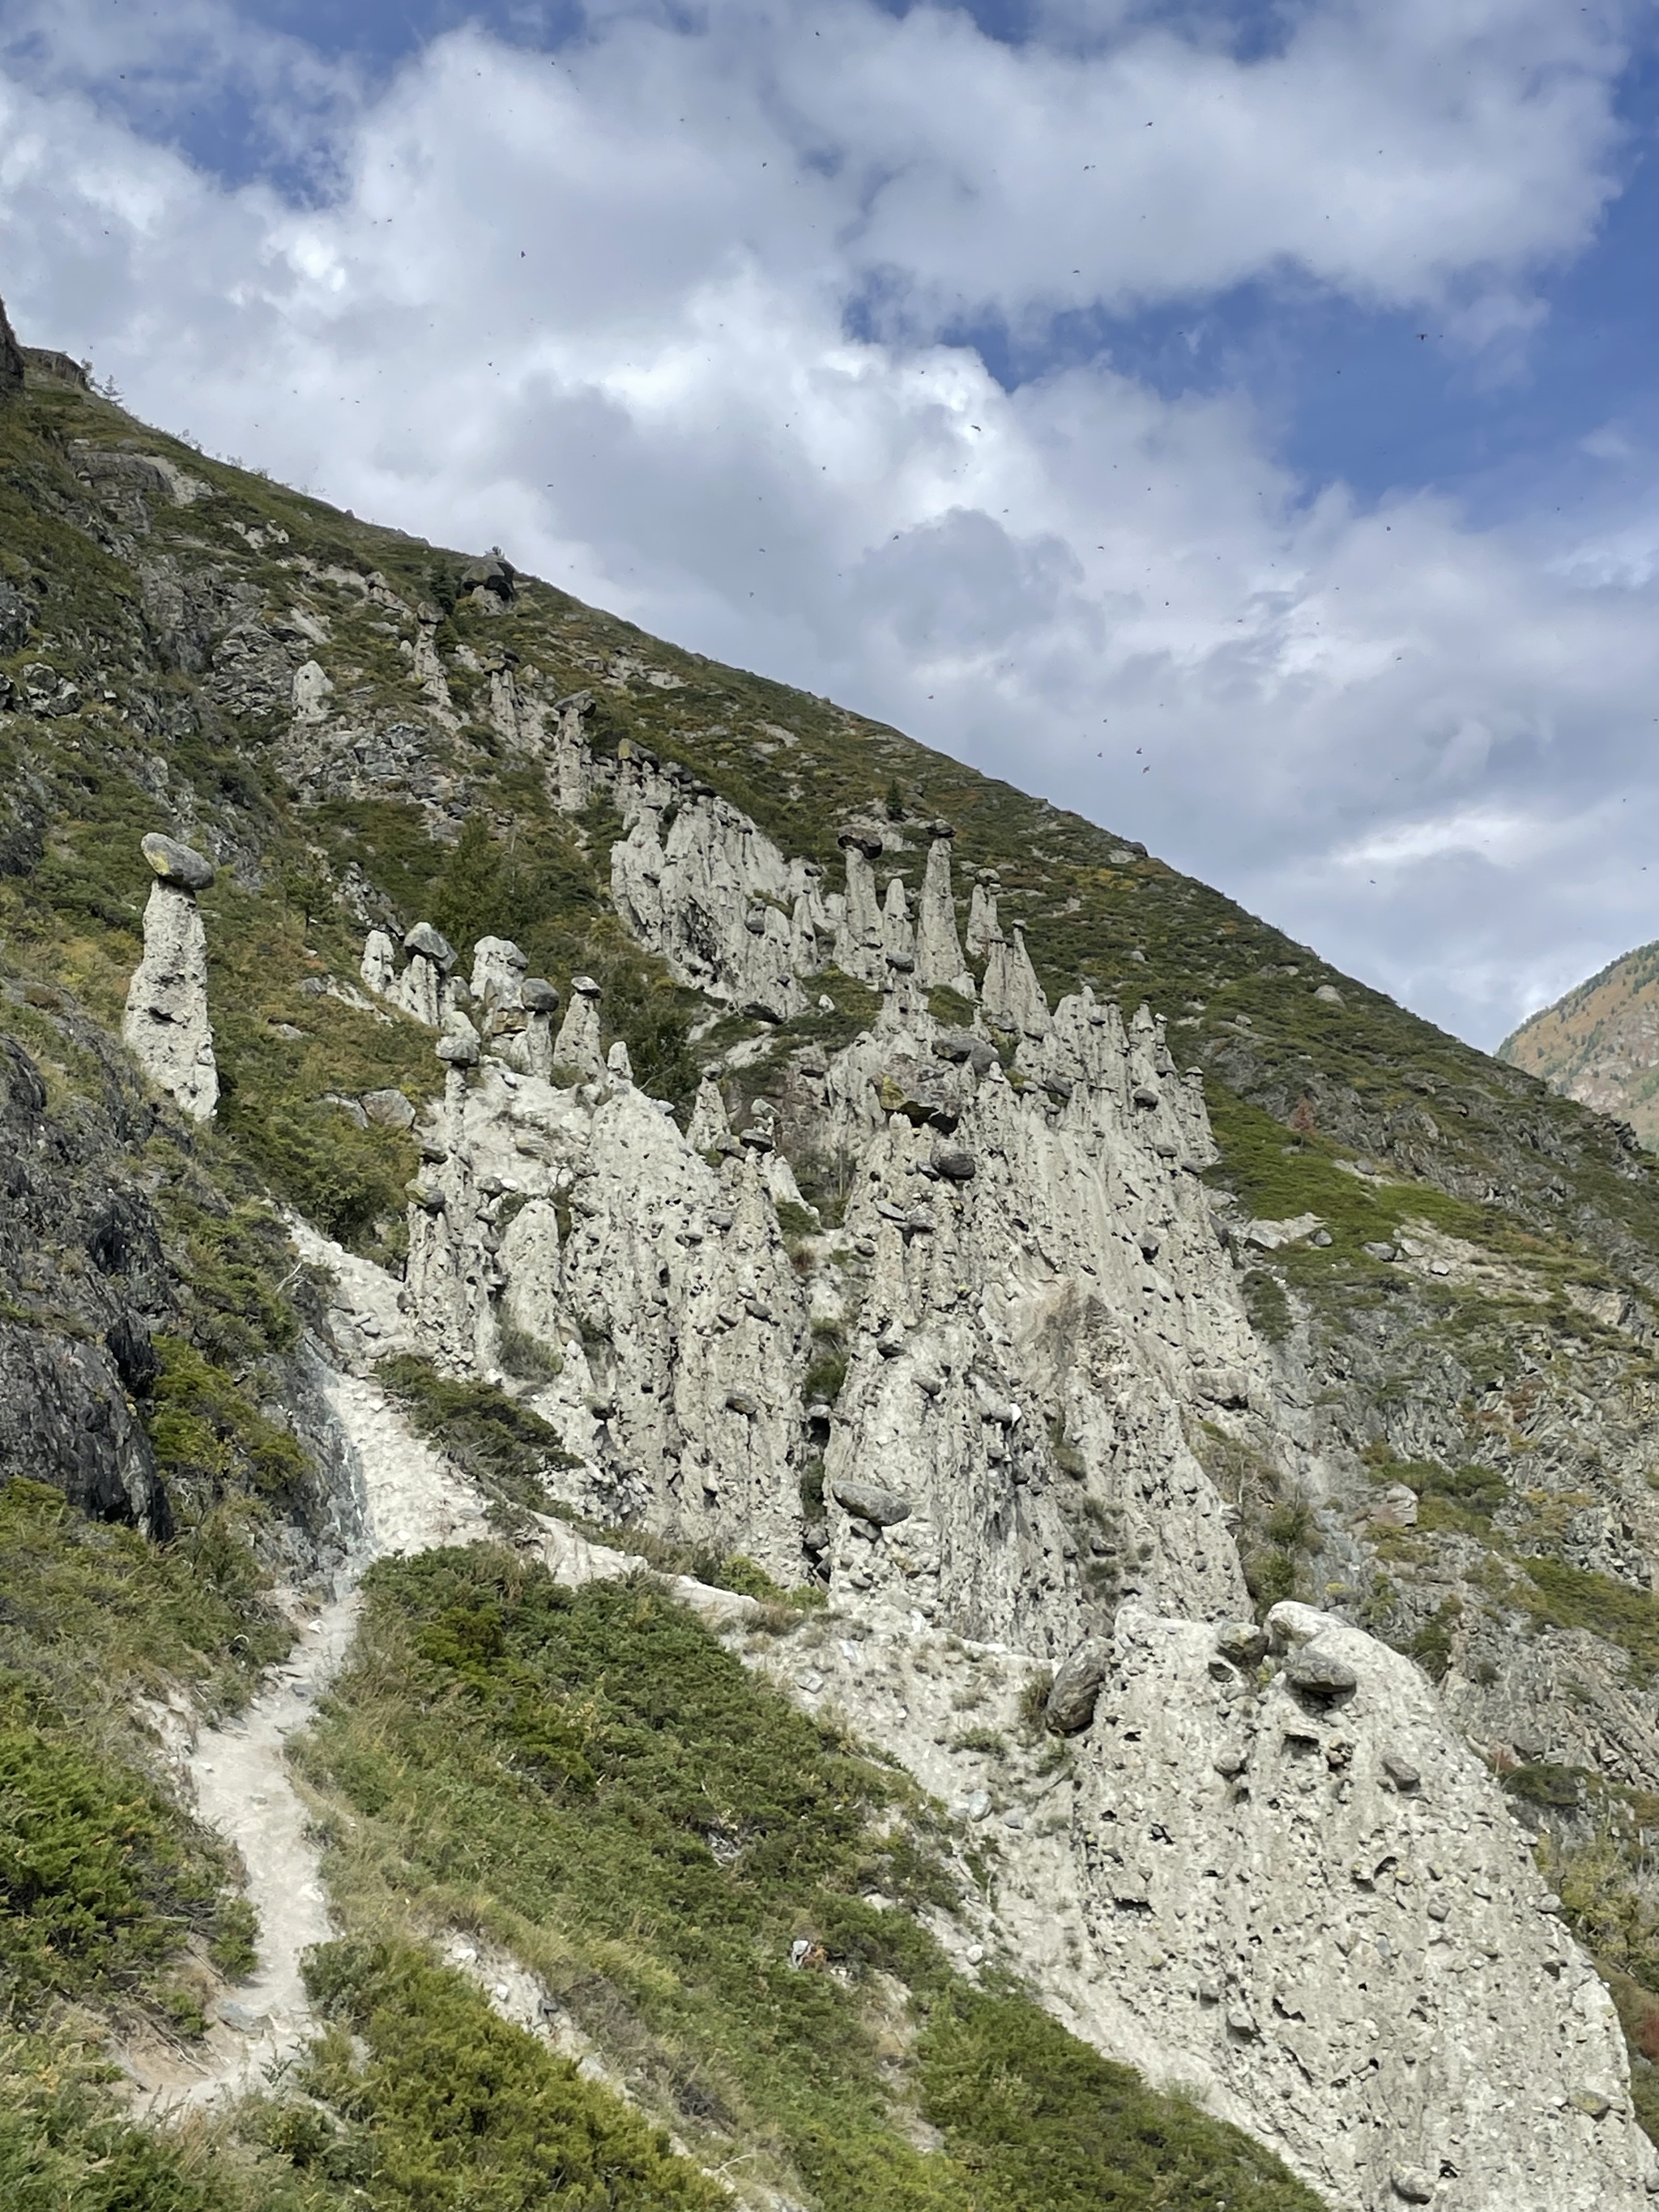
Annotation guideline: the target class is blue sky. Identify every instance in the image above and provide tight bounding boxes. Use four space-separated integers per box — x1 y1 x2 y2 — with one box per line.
3 0 1658 1047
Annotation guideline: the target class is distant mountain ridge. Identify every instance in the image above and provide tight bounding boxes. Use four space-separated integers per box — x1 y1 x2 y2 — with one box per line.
1501 940 1659 1143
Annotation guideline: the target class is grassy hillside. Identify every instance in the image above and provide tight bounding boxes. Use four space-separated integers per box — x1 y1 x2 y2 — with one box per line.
8 340 1659 2194
1502 940 1659 1144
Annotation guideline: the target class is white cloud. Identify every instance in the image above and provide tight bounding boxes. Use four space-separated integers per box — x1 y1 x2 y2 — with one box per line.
1 0 1657 1051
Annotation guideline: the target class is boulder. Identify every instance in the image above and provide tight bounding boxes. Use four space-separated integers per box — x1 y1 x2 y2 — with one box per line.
140 831 215 891
521 977 561 1012
932 1029 998 1076
461 551 515 603
404 921 457 969
1284 1645 1358 1699
1214 1621 1269 1669
830 1477 911 1528
932 1147 977 1183
1045 1641 1111 1735
361 1087 416 1130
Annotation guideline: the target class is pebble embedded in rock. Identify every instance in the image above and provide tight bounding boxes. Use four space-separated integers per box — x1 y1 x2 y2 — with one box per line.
1389 2169 1434 2204
1045 1642 1111 1736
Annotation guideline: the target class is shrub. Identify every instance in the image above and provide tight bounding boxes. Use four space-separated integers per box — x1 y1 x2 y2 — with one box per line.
301 1939 723 2211
376 1355 578 1508
1242 1268 1292 1345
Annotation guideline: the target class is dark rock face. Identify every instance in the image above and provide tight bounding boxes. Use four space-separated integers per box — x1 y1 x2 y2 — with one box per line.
0 1030 173 1534
0 295 22 403
0 1323 170 1537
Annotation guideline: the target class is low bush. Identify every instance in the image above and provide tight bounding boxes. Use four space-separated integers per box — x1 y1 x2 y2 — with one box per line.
376 1355 578 1508
300 1939 723 2211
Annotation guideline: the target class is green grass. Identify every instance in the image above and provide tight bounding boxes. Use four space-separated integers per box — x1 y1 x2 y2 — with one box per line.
1521 1558 1659 1685
301 1546 1324 2211
297 1940 723 2211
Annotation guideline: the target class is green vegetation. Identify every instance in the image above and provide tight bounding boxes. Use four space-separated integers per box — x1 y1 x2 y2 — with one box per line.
1521 1558 1659 1686
376 1354 580 1510
297 1939 723 2210
0 1480 283 2029
302 1547 1324 2211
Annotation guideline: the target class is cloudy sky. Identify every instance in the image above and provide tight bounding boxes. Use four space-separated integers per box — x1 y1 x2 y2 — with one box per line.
3 0 1658 1048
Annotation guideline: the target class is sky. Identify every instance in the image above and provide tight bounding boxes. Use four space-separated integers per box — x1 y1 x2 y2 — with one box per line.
2 0 1659 1050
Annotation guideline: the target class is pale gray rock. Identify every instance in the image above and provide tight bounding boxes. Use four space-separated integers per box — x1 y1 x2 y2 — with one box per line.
833 833 889 987
686 1077 733 1153
361 1087 416 1130
552 982 603 1078
471 936 527 1025
915 830 975 995
609 774 808 1020
1242 1211 1324 1251
966 877 1000 961
360 927 397 996
982 927 1051 1038
292 658 334 723
122 878 218 1119
882 874 916 974
1061 1600 1648 2210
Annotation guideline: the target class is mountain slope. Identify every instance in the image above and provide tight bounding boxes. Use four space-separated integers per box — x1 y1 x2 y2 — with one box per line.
1502 940 1659 1144
3 305 1659 2209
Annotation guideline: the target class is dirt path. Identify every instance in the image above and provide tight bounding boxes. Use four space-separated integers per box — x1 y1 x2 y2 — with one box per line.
134 1232 749 2112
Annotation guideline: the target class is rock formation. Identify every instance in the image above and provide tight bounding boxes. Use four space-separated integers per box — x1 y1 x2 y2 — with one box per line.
121 833 219 1119
0 292 23 403
915 826 975 995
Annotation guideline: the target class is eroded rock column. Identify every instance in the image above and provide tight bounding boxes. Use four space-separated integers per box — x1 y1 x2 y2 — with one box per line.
122 833 219 1120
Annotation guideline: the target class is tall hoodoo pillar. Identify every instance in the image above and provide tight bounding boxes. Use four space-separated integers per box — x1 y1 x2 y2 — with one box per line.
122 833 219 1120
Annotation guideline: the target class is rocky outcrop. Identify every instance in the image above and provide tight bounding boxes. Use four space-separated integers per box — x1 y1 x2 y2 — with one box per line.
0 1323 169 1537
0 293 23 403
833 832 888 987
608 754 818 1021
982 925 1051 1039
360 922 458 1028
915 827 975 995
376 884 1659 2206
552 974 604 1078
1065 1600 1652 2210
122 834 218 1119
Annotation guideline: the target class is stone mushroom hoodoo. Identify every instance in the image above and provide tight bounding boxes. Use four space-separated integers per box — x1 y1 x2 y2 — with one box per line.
122 833 219 1120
